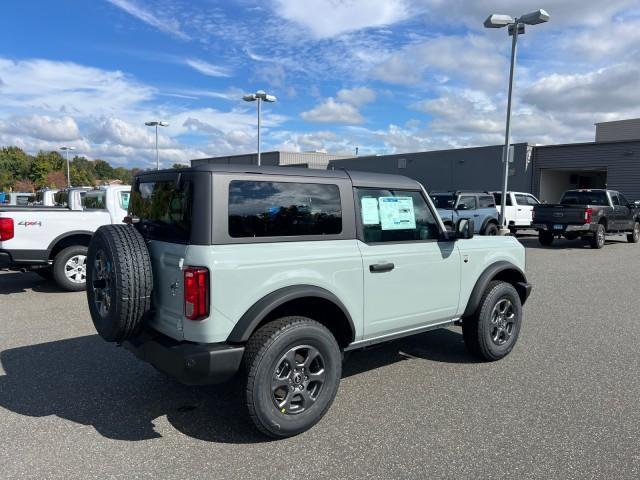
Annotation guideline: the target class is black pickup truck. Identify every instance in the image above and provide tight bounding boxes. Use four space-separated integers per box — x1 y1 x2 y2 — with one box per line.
532 189 640 248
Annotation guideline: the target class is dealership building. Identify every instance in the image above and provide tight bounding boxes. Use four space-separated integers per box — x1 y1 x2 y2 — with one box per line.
192 118 640 203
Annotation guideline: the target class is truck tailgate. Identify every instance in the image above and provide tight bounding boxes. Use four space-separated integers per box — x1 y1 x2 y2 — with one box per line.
534 205 587 224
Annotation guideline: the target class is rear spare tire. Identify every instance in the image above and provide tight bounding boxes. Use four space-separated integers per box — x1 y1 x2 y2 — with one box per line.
86 225 153 342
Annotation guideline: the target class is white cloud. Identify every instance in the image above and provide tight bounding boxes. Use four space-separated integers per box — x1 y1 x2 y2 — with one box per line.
89 117 175 149
336 87 376 106
184 58 231 77
106 0 189 40
0 115 80 142
274 0 412 38
301 98 364 124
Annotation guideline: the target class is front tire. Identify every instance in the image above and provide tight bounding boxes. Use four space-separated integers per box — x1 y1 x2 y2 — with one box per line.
589 223 606 249
243 317 342 438
538 230 554 246
627 221 640 243
52 245 87 291
463 281 522 361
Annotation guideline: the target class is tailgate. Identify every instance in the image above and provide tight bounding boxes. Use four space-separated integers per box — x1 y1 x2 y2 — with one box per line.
534 205 586 224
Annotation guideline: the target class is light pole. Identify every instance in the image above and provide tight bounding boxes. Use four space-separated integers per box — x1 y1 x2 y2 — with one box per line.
59 146 76 187
243 90 277 166
145 121 169 170
484 9 550 234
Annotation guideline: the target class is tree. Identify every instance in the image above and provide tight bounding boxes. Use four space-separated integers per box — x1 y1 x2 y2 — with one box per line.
45 171 67 189
94 159 115 179
172 163 188 169
13 179 36 193
0 146 32 180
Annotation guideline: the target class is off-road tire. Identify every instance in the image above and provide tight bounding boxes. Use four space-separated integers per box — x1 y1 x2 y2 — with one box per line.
86 225 153 342
483 223 499 236
538 230 554 246
243 316 342 438
627 221 640 243
53 245 88 292
463 281 522 361
589 223 606 249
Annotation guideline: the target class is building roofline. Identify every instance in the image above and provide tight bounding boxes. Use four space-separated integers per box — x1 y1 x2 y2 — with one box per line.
533 139 640 149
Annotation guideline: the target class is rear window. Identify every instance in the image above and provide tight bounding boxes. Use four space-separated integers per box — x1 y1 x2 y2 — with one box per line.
130 180 192 243
431 194 455 209
82 191 106 209
492 192 512 206
561 191 609 206
228 180 342 238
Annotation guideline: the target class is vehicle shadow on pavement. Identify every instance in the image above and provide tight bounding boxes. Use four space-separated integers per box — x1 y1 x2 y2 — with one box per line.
0 335 267 444
343 328 476 379
0 272 65 294
518 237 627 250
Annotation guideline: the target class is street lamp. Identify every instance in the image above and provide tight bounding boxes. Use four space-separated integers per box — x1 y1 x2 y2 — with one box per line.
144 121 169 170
484 9 550 234
243 90 277 166
59 146 76 187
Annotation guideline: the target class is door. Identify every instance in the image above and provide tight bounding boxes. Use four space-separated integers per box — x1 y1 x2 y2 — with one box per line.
356 188 461 339
613 193 633 230
514 194 534 226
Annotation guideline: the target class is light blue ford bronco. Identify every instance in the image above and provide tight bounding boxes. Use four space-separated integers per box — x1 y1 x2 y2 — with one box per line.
86 165 531 438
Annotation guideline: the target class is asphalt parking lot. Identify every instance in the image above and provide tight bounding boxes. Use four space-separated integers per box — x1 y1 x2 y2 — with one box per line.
1 235 639 480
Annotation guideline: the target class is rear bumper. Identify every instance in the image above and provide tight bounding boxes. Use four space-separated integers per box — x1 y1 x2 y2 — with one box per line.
0 249 49 268
123 330 245 386
0 251 11 269
532 223 597 234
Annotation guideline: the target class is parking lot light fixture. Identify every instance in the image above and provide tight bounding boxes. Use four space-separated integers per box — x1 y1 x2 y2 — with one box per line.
59 146 76 187
484 9 550 234
243 90 277 166
145 121 169 170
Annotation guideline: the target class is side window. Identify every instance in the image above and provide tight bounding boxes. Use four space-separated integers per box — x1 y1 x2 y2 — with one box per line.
458 196 477 210
514 194 529 205
119 191 130 210
611 194 620 206
478 195 496 208
618 194 629 206
82 191 107 209
357 189 439 243
526 195 540 206
492 193 512 206
228 181 342 238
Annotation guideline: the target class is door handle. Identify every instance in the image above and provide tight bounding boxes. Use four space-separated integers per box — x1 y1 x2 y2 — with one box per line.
517 208 522 211
369 262 395 273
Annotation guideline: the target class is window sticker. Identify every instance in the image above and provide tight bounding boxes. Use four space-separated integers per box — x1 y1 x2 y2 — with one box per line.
379 197 416 230
361 197 380 225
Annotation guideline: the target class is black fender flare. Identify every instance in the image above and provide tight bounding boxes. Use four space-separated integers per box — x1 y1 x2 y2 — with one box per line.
46 230 94 257
227 285 356 344
480 216 499 234
462 261 530 317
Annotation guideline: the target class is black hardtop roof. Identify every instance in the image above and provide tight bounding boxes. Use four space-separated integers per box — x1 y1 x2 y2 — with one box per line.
136 164 422 190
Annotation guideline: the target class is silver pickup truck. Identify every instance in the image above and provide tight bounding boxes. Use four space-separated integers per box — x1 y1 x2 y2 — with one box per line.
0 185 130 290
86 165 532 438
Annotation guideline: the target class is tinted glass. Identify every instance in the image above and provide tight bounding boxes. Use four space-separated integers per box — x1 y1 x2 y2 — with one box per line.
458 196 477 210
229 181 341 238
611 194 620 206
16 195 29 206
478 195 496 208
130 180 192 242
526 195 540 206
82 191 106 209
561 191 609 206
619 194 629 206
431 194 455 209
357 189 439 243
492 193 512 206
514 194 529 205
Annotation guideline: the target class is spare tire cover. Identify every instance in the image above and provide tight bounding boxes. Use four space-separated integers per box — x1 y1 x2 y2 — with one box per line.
86 224 153 342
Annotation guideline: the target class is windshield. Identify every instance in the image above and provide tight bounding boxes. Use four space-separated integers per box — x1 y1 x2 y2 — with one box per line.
431 194 455 209
561 191 609 206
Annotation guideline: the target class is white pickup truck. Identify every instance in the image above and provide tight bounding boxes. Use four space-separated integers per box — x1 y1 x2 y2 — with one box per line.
491 191 541 233
0 185 130 291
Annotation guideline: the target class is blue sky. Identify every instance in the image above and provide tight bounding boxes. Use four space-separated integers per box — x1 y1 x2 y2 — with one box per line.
1 0 639 168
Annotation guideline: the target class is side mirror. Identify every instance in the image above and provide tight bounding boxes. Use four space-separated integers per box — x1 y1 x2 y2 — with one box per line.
456 204 467 211
456 218 474 239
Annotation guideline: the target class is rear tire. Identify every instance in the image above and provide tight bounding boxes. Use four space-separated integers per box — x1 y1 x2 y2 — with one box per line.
243 316 342 438
53 245 88 292
463 281 522 361
483 223 499 236
627 221 640 243
86 225 153 342
538 230 554 246
589 223 606 249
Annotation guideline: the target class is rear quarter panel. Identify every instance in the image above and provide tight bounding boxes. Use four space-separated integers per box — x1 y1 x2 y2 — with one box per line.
181 240 364 344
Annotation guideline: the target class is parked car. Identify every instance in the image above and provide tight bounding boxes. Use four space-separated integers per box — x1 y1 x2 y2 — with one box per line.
532 189 640 248
86 165 531 438
430 191 500 235
0 185 130 290
491 191 541 233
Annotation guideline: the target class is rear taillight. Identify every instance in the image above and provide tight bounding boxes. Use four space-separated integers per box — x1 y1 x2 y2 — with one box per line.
0 218 14 241
184 266 209 321
584 208 593 224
